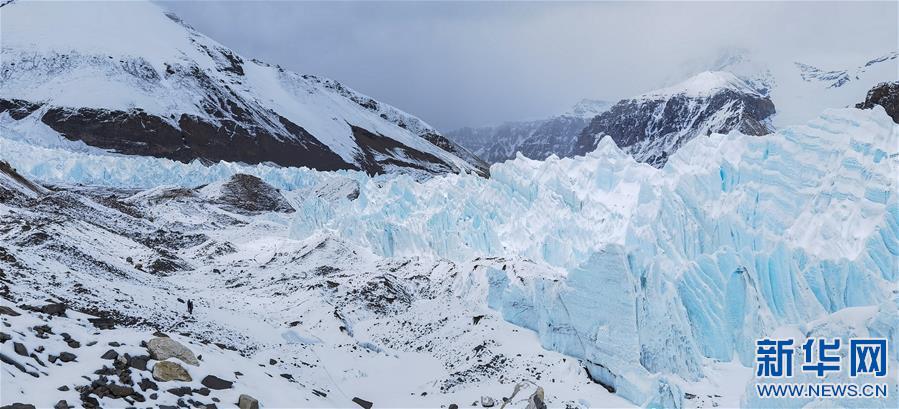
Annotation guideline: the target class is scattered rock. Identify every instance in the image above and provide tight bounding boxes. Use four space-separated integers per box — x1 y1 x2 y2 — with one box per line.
126 354 149 371
57 385 70 391
0 332 10 343
201 375 233 390
312 389 327 398
268 358 276 365
67 339 81 349
167 386 193 397
107 383 135 398
101 349 118 360
13 342 27 356
472 315 485 325
147 337 199 366
88 318 115 330
480 396 495 407
58 352 77 362
352 397 373 409
3 404 36 409
237 394 259 409
0 306 20 316
449 404 458 409
152 360 192 382
138 377 159 392
194 387 210 396
54 400 72 409
42 303 67 316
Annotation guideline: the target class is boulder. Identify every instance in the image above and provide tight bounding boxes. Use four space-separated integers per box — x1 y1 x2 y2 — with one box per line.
201 375 233 390
352 397 373 409
480 396 496 407
146 337 198 366
107 383 134 398
58 352 77 362
238 394 259 409
13 342 27 356
0 306 20 316
152 360 192 382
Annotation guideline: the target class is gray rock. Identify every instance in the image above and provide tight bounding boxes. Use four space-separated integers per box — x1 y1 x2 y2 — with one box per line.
58 352 76 362
108 383 135 397
152 360 192 382
0 306 20 316
238 394 259 409
146 337 198 366
480 396 496 407
13 342 27 356
201 375 233 390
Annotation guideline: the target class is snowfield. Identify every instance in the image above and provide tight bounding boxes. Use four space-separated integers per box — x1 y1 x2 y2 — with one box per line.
2 106 897 408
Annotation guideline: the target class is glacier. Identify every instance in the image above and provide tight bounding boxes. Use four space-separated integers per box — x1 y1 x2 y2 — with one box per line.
290 107 898 406
2 107 896 407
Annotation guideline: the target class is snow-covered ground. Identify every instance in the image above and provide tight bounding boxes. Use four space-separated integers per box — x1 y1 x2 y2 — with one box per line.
2 106 896 408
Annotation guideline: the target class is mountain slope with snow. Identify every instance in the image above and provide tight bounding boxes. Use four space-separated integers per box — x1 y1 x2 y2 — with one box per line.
575 71 775 167
0 0 486 176
685 48 898 128
445 99 612 163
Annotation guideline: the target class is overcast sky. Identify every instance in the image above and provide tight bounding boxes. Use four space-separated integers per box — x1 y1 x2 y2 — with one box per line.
159 1 897 131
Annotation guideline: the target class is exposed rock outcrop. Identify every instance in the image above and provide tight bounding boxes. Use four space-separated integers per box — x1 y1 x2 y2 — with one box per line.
856 82 899 124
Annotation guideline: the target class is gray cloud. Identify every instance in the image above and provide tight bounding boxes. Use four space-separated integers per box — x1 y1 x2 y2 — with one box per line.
158 1 897 131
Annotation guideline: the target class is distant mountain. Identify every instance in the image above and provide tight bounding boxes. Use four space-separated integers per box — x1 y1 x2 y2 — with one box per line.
0 0 487 177
445 99 612 163
575 71 775 167
681 48 897 127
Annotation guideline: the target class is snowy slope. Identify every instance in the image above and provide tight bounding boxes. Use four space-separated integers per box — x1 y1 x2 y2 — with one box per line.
0 162 631 409
0 0 486 176
445 99 613 164
575 71 775 167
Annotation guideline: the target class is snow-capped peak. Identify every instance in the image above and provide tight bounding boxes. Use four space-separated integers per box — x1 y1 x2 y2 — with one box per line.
640 71 760 99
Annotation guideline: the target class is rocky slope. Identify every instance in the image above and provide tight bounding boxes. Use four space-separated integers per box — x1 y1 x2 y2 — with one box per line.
0 0 486 177
0 161 630 409
445 99 612 163
574 71 775 167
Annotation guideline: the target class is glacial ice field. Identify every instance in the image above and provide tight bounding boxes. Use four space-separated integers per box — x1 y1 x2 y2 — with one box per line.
2 106 898 407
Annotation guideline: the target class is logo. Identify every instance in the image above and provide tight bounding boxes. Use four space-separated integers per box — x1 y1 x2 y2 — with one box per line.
754 337 889 399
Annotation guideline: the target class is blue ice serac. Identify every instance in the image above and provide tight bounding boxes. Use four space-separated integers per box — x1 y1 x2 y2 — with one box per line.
4 103 899 407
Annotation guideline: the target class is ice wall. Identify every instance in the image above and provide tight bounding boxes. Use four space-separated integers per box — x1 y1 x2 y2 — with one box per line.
291 107 898 406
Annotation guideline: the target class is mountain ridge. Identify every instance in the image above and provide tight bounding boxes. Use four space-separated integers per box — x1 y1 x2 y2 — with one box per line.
0 0 487 176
